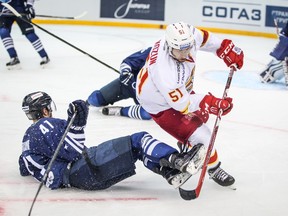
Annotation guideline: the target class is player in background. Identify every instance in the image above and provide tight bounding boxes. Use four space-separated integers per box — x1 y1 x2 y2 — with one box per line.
19 91 206 190
0 0 50 69
136 22 244 187
87 47 152 120
259 21 288 86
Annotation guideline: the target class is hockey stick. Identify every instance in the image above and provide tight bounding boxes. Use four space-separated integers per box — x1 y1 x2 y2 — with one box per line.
179 67 236 200
274 18 280 36
36 11 87 19
27 111 77 216
1 3 120 74
1 11 88 19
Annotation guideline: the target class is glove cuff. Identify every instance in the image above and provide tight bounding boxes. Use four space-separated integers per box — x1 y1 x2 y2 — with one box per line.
69 125 86 133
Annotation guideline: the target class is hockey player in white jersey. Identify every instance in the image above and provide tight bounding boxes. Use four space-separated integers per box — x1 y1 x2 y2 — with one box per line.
136 21 244 187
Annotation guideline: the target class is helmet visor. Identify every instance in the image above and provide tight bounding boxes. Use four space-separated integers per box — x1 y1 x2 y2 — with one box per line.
47 100 57 113
23 100 57 120
171 47 192 62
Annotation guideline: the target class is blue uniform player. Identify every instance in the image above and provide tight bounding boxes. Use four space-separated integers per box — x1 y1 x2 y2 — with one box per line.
0 0 49 69
260 22 288 86
87 47 151 120
19 91 205 190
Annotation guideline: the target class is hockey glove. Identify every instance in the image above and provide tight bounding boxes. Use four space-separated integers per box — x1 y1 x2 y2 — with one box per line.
216 39 244 70
25 4 35 19
199 93 233 117
67 100 89 132
120 63 134 86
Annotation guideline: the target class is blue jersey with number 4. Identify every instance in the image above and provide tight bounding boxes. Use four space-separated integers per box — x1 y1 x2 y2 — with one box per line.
18 117 86 189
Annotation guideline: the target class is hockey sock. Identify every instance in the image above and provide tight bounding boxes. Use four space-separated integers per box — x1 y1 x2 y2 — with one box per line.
122 105 151 120
207 149 219 170
87 90 108 107
25 32 48 58
0 28 17 58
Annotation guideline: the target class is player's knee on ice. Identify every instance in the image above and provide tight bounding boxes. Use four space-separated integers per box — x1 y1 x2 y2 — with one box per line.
87 90 108 107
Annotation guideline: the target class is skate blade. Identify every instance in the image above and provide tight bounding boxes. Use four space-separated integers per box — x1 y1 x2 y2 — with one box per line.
41 63 50 69
171 172 192 189
7 64 21 70
227 184 237 190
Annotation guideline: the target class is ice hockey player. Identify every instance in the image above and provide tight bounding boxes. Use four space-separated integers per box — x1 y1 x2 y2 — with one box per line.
0 0 50 69
19 91 206 190
136 21 244 187
259 22 288 86
87 47 151 120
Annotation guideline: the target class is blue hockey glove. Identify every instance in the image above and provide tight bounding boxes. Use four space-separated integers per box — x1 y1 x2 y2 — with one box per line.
25 4 35 19
120 63 134 86
67 100 89 131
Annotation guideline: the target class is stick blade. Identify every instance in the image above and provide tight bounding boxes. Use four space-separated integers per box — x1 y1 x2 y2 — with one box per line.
179 188 198 200
75 11 88 19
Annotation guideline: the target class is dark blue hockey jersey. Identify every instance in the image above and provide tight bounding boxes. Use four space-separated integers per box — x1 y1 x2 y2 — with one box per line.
0 0 27 13
119 47 151 95
121 47 151 76
18 117 86 189
120 47 151 79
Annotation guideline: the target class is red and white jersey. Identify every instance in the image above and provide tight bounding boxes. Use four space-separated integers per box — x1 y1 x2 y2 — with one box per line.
136 26 223 115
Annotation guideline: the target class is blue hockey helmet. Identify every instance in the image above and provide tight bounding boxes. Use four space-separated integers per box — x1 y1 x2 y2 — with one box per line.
22 91 56 120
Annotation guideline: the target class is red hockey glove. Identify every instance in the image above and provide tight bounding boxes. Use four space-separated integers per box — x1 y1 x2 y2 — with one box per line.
216 39 244 70
199 93 233 116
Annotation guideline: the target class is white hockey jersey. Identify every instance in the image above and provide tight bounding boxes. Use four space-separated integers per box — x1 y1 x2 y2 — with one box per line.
136 26 223 115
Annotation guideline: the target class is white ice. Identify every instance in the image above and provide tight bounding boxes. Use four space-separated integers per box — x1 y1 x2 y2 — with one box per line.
0 24 288 216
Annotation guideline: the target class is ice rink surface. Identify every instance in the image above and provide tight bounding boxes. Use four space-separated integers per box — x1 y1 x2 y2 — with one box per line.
0 24 287 216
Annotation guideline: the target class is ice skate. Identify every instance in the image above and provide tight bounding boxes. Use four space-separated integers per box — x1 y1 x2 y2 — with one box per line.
160 144 205 175
208 162 235 187
6 57 21 70
159 167 192 189
102 106 122 116
40 56 50 68
168 171 192 189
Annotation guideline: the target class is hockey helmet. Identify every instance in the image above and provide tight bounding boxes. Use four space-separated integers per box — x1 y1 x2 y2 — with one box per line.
22 91 55 120
165 21 194 50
